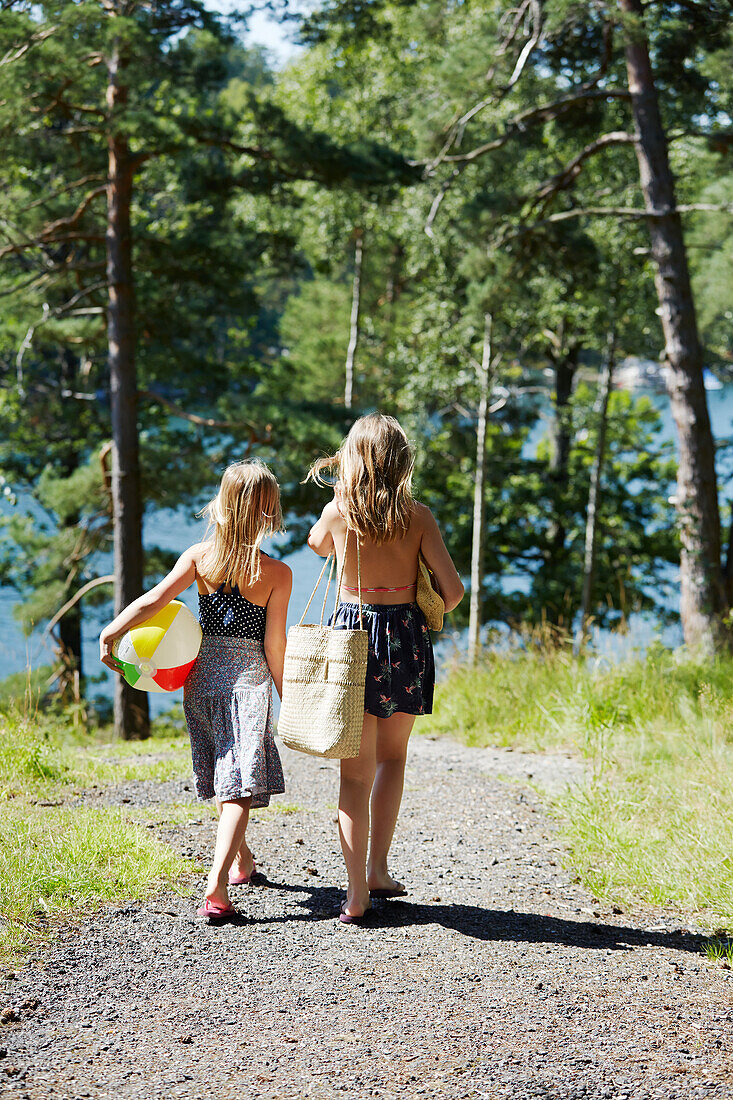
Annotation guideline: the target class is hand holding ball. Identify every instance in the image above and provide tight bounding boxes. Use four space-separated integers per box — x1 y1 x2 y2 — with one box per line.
112 601 202 693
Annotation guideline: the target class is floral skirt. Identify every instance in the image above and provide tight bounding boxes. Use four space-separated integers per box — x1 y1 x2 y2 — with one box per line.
183 636 284 806
330 602 435 719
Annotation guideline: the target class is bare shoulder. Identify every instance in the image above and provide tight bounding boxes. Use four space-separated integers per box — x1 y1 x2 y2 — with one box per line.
412 501 437 532
262 555 293 589
321 498 343 526
186 541 210 566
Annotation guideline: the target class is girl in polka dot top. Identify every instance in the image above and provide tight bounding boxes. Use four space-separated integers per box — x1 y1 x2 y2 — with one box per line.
100 460 292 922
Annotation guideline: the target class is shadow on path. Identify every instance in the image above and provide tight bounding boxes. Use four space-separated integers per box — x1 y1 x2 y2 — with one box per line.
231 879 706 955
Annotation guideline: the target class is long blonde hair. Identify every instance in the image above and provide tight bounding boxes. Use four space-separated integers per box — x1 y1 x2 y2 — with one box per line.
308 414 415 543
199 460 283 586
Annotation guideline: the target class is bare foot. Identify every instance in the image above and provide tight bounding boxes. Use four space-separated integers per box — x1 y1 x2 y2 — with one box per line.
205 869 231 909
229 854 255 882
204 887 231 908
341 888 371 919
366 869 405 895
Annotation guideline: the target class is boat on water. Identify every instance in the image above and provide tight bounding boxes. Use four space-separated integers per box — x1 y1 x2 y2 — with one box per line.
614 356 723 391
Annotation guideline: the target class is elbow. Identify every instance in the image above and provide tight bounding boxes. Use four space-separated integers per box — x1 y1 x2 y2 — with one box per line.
265 640 285 664
445 579 465 614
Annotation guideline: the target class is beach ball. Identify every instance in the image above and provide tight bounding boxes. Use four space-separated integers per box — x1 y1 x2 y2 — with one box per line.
113 601 202 693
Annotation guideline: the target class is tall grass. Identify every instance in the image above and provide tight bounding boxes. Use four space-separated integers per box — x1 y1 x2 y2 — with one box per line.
0 710 194 962
423 646 733 931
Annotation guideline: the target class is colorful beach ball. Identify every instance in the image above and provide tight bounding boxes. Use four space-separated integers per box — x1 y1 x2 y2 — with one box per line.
113 601 202 693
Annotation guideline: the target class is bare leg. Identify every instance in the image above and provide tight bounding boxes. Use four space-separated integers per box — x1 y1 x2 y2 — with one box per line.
216 797 254 881
367 712 415 893
206 796 251 907
338 713 377 918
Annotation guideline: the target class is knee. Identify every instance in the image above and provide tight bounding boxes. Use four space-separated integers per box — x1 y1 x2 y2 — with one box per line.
340 767 374 794
376 753 407 771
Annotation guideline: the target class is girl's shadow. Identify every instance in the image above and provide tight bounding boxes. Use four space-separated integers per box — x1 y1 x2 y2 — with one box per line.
248 877 707 954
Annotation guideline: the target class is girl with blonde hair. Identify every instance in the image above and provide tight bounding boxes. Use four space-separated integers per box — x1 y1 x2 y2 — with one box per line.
100 460 292 920
308 414 464 922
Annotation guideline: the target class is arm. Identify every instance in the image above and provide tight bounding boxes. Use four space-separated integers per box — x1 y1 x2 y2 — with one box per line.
419 506 465 613
307 499 339 557
264 563 293 699
99 545 199 673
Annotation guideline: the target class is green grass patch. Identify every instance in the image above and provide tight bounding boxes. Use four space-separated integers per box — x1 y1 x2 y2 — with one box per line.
0 709 191 801
424 646 733 931
0 711 195 964
0 805 193 960
703 936 733 966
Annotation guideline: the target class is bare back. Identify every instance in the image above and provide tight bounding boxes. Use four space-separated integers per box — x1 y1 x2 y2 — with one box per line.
308 500 462 608
192 543 286 609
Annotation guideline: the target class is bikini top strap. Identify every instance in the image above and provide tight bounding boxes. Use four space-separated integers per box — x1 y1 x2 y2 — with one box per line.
215 579 240 595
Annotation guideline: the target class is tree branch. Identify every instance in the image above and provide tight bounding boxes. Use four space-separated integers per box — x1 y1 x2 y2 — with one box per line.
41 185 107 239
0 232 105 259
669 128 733 149
531 131 636 204
0 24 57 67
45 575 115 636
451 89 632 162
503 0 543 90
138 390 273 443
425 169 460 238
2 174 106 212
502 202 733 241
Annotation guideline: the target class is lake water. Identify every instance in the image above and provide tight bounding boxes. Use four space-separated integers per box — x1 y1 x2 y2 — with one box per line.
2 381 732 714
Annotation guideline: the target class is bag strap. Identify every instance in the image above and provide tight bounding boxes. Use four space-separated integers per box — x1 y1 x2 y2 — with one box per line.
298 528 363 630
299 552 333 626
334 528 363 630
319 553 335 625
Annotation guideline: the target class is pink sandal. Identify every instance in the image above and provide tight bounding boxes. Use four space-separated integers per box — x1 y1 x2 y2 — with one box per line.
197 898 236 921
228 860 257 886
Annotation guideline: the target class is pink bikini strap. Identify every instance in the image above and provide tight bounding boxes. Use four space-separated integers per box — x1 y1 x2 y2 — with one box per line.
342 582 416 594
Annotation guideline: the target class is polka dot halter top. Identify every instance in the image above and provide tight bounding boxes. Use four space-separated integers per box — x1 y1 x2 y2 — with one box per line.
198 583 266 641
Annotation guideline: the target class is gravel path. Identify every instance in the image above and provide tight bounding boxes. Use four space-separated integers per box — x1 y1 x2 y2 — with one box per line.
1 734 731 1100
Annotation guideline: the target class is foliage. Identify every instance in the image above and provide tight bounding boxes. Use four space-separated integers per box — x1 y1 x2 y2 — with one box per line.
422 644 733 930
0 707 194 961
2 0 733 674
0 6 415 696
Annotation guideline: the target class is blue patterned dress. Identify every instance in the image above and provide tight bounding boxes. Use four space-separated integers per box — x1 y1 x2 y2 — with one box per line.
331 601 435 719
183 584 285 805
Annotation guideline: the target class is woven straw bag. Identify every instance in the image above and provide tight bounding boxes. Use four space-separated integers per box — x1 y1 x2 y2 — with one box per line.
416 553 444 631
278 530 368 759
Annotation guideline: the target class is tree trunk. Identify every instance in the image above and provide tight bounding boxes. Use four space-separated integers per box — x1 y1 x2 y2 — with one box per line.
344 229 363 409
107 42 149 739
58 608 83 681
468 314 492 665
544 338 577 579
723 510 733 607
58 350 84 687
577 326 616 648
620 0 727 649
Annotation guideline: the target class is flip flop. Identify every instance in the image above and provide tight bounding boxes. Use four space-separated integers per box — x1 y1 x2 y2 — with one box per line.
339 903 373 926
369 887 407 899
197 898 236 921
228 861 258 886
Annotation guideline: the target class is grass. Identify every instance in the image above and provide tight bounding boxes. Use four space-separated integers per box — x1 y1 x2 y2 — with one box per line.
703 937 733 966
0 806 191 959
423 645 733 932
0 708 195 964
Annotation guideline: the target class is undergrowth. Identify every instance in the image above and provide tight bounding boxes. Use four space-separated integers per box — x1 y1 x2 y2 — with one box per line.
423 645 733 932
0 708 194 964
